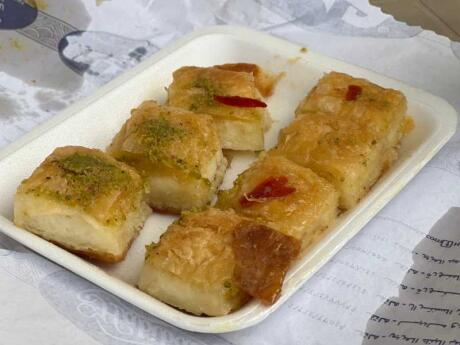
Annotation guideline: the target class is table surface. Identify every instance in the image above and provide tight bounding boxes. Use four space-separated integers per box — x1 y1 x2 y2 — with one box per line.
1 1 460 345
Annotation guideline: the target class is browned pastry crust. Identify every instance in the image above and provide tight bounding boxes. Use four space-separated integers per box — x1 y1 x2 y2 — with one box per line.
217 155 339 248
232 221 300 304
167 65 271 150
49 238 133 263
107 100 226 213
215 63 282 97
14 146 151 263
138 208 302 314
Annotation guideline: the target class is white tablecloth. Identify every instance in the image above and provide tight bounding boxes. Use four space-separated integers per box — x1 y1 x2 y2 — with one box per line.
1 1 460 344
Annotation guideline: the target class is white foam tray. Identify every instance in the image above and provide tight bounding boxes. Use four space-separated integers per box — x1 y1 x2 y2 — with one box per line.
0 26 457 333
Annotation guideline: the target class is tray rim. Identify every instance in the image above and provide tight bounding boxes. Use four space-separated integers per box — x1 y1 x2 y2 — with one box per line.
0 25 457 333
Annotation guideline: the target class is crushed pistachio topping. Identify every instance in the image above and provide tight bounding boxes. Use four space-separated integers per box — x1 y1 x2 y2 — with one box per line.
25 153 136 222
137 117 186 148
56 153 130 191
190 78 217 110
52 153 132 205
132 116 208 180
135 117 187 166
193 78 216 97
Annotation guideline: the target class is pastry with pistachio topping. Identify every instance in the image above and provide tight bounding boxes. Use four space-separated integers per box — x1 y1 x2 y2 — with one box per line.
13 146 151 263
167 63 278 151
107 100 227 213
138 208 300 315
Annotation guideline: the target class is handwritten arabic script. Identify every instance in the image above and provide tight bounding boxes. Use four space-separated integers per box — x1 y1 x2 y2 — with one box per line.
363 208 460 344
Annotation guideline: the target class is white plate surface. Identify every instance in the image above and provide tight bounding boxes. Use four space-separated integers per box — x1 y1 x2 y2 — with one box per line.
0 26 457 333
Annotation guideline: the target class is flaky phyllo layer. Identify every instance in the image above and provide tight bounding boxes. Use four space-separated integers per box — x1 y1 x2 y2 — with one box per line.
14 146 150 262
107 101 227 213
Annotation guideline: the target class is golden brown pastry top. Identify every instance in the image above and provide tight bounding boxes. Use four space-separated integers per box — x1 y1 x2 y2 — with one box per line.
168 66 266 123
17 146 144 226
232 221 300 304
296 72 407 140
107 101 221 181
145 208 246 297
215 63 281 97
216 155 337 240
275 111 382 168
145 207 300 306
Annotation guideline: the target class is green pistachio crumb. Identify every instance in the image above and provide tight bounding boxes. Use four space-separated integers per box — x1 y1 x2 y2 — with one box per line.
191 78 217 109
138 117 186 146
193 78 215 96
48 153 133 209
56 153 131 192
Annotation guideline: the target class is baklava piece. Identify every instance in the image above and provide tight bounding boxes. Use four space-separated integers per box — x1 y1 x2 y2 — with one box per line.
217 155 339 249
14 146 151 263
296 71 410 158
290 72 412 208
107 101 227 213
138 208 300 315
167 64 274 151
275 111 403 209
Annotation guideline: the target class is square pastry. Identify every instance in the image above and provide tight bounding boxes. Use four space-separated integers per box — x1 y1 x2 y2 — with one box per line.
138 208 300 315
107 101 227 213
138 208 250 316
216 155 339 249
14 146 151 263
167 64 274 151
295 71 410 153
274 111 398 209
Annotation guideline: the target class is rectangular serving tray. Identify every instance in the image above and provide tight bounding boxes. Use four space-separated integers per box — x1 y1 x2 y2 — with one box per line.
0 26 457 333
